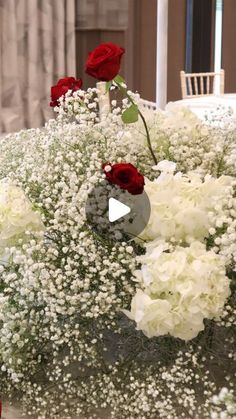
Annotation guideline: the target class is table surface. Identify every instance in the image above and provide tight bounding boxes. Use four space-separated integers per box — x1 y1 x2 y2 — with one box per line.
175 93 236 105
173 94 236 119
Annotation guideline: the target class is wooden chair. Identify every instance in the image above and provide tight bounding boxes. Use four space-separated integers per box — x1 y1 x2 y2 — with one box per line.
180 70 225 99
139 98 157 111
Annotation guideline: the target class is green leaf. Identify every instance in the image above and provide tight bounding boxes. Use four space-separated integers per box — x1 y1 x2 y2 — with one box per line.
114 74 125 85
105 81 112 92
121 104 139 124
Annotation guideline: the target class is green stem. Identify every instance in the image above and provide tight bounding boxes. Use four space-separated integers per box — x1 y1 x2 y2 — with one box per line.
117 81 157 165
137 108 157 165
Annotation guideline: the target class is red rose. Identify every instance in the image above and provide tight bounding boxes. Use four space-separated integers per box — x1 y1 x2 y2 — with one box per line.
85 43 125 81
50 76 82 107
103 162 145 195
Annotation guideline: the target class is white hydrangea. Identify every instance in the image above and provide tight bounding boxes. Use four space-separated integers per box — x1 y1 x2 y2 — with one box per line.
0 181 44 252
163 102 201 132
125 241 230 340
152 159 176 173
140 165 234 244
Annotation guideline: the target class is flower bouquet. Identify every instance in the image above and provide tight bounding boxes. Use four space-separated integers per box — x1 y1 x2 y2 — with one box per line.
0 43 235 418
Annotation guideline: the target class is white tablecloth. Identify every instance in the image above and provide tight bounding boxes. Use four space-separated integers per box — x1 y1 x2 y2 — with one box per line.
173 94 236 120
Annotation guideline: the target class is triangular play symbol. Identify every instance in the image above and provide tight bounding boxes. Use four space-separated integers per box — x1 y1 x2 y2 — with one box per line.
108 198 131 222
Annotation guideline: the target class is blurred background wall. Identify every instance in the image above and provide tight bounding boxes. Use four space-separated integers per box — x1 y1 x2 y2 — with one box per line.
0 0 76 133
1 0 236 133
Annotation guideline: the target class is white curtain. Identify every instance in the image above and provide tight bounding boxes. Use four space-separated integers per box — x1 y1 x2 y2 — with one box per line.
0 0 76 133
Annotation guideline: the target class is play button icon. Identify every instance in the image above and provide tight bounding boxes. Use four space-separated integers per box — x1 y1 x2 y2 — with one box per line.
85 180 151 241
109 198 130 222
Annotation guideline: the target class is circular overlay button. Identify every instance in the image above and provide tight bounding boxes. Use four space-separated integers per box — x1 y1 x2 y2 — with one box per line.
85 180 151 241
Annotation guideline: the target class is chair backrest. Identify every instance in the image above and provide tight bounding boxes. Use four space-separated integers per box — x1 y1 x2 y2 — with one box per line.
180 70 225 99
139 98 157 111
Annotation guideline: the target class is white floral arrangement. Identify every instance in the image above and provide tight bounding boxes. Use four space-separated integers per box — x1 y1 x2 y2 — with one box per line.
211 387 236 418
0 43 235 418
0 181 44 254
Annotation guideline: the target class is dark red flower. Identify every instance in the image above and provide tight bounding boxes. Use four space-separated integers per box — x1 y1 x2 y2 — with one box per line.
103 162 145 195
85 43 125 81
50 76 83 107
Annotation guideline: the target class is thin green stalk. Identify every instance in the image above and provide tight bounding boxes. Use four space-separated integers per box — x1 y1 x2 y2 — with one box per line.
117 81 157 165
137 108 157 165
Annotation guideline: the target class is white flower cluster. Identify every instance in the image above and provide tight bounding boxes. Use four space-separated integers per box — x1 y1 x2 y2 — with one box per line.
73 349 219 419
0 108 148 411
54 88 100 126
211 387 236 418
56 88 236 178
162 102 202 132
125 241 230 340
206 180 236 270
19 347 227 419
0 181 44 255
128 101 236 177
125 160 235 340
140 163 234 245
